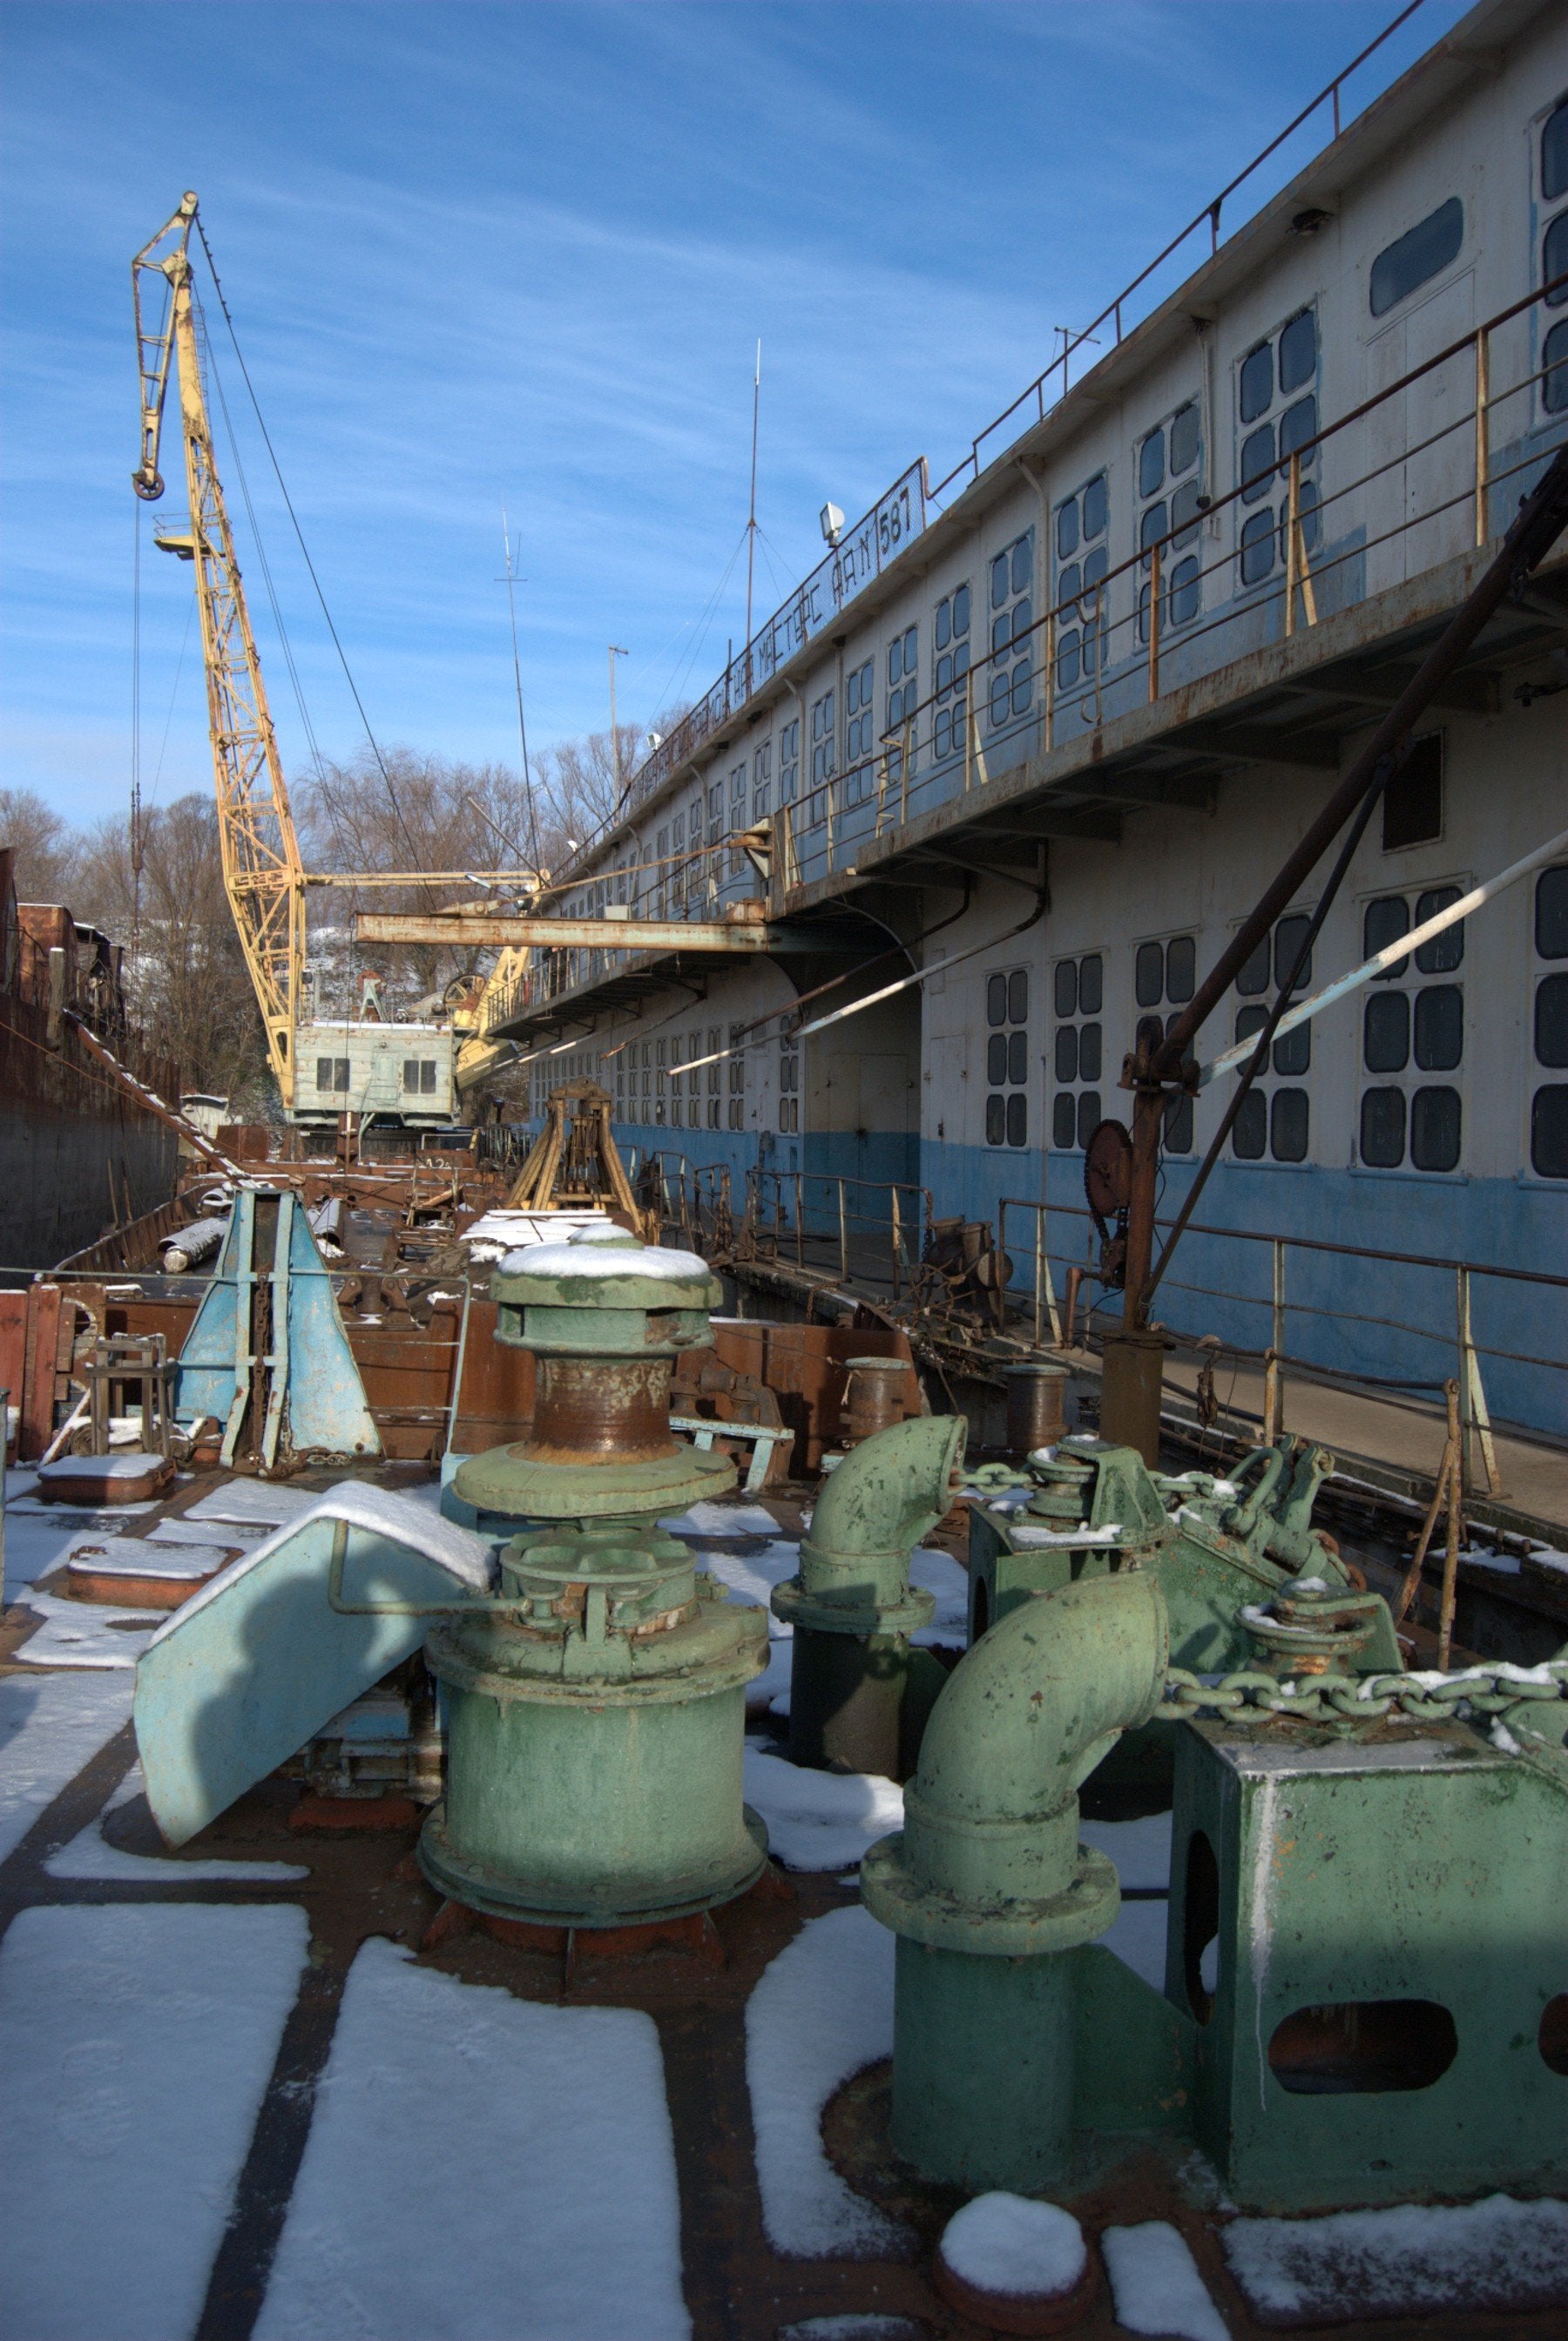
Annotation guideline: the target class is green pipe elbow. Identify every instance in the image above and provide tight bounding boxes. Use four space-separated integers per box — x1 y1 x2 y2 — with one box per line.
774 1413 964 1635
872 1571 1170 1927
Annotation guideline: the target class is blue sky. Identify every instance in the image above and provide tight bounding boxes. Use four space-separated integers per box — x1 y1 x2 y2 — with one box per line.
0 0 1476 835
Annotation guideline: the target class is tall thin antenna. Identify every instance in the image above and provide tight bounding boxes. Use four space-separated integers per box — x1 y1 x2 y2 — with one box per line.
499 505 542 878
130 498 143 961
608 644 629 802
744 339 761 696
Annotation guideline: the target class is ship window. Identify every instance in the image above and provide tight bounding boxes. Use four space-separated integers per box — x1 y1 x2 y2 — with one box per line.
1170 399 1200 477
1240 511 1274 584
1549 320 1568 415
987 530 1034 732
985 963 1031 1148
753 736 772 819
1383 734 1443 849
1359 886 1463 1172
1278 308 1317 395
1056 480 1108 678
1410 1086 1461 1173
1364 991 1409 1073
1361 1086 1406 1167
1545 209 1568 305
778 716 800 806
316 1056 350 1093
1546 96 1568 202
1240 340 1273 423
1533 1086 1568 1179
1139 426 1165 498
1370 198 1463 317
1230 912 1312 1162
1130 935 1197 1155
1538 865 1568 958
1537 973 1568 1068
885 624 919 783
1237 307 1320 592
1240 424 1275 504
1415 884 1464 973
809 687 835 822
1051 951 1101 1151
933 585 970 759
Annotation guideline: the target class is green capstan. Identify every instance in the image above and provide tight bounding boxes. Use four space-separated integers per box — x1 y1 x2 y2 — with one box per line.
421 1225 768 1929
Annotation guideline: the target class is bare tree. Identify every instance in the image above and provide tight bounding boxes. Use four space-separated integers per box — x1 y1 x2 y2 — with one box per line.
0 788 84 903
73 796 275 1113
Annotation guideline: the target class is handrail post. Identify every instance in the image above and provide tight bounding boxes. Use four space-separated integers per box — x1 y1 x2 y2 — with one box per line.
1148 540 1161 700
795 1170 803 1269
891 1184 903 1301
963 694 973 794
838 1179 848 1282
1456 1265 1502 1496
1474 325 1490 547
1265 1237 1286 1439
1044 609 1056 753
901 717 912 827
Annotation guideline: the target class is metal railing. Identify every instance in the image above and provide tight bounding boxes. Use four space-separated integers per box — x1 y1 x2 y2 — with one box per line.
744 1169 932 1300
557 0 1438 879
997 1194 1568 1497
778 278 1568 896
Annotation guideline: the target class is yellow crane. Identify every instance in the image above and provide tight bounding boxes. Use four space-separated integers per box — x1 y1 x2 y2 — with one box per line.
132 192 308 1110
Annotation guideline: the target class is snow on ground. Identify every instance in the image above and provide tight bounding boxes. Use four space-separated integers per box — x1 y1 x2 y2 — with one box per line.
940 2193 1086 2297
745 1905 908 2258
661 1499 782 1539
0 1904 308 2341
1101 2221 1230 2340
909 1546 969 1647
4 1504 142 1599
257 1938 688 2341
0 1671 133 1862
744 1744 902 1871
183 1481 316 1528
1222 2193 1568 2323
45 1763 308 1884
10 1584 164 1668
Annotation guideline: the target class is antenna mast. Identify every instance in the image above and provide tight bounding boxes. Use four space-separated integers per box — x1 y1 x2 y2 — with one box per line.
744 339 760 695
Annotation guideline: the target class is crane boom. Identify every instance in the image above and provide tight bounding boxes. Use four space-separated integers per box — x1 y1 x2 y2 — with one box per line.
132 193 307 1109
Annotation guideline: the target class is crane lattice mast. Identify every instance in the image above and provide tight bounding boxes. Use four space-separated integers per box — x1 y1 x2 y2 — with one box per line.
132 192 307 1110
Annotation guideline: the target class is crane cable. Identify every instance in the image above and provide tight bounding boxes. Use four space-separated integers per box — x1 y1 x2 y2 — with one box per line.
192 215 425 883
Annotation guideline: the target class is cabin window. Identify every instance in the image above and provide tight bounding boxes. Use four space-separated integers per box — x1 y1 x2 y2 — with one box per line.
809 687 835 823
987 531 1034 732
778 716 800 807
1542 99 1568 415
1383 734 1443 849
706 1025 721 1127
845 659 875 798
752 737 772 819
1134 934 1198 1153
1234 308 1319 592
933 584 970 758
1532 864 1568 1178
779 1029 801 1133
1055 482 1107 690
402 1059 438 1095
316 1056 349 1093
885 623 919 784
1230 913 1312 1164
984 967 1031 1148
1051 952 1103 1150
1357 887 1464 1174
1138 400 1202 642
1370 197 1463 318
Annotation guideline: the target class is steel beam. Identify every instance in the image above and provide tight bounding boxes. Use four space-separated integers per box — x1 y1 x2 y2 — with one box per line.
355 912 787 951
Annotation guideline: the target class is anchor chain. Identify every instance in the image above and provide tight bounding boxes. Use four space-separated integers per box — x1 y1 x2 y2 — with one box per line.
1160 1658 1568 1729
